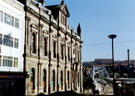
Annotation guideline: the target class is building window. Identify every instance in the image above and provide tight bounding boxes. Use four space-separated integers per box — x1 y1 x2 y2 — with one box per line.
4 35 13 47
78 51 80 62
4 13 14 26
67 71 70 88
44 38 47 56
0 34 2 45
3 56 13 67
31 68 35 93
68 47 70 61
0 11 3 22
32 33 36 54
43 69 46 92
15 18 19 28
60 71 63 90
53 41 56 58
52 70 55 91
61 44 64 60
14 38 19 48
61 15 63 24
65 17 67 26
14 58 18 67
0 55 1 66
73 49 76 61
78 72 79 87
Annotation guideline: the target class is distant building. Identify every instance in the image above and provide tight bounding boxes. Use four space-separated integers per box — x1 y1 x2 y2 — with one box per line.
18 0 83 95
83 59 135 78
0 0 25 95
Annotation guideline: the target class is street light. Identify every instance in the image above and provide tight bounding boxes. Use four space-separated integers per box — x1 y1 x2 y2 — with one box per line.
108 34 117 95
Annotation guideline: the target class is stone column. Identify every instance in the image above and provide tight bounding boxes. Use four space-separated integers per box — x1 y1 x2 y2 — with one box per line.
80 45 82 93
64 34 68 91
48 19 53 94
70 36 73 91
26 16 31 46
57 32 61 92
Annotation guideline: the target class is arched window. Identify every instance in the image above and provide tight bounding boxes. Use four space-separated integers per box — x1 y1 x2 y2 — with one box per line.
44 38 47 56
31 68 35 93
43 69 46 92
67 71 70 88
60 71 63 90
78 72 79 87
52 70 55 91
32 33 36 53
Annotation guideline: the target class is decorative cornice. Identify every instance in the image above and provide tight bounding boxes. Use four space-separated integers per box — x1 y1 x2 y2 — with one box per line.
51 22 58 29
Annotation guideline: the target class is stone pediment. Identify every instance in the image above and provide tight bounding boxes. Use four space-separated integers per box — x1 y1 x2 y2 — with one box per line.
61 4 70 17
43 30 49 35
31 23 39 29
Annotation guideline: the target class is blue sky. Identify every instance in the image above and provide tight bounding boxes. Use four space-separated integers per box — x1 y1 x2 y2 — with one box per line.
45 0 135 62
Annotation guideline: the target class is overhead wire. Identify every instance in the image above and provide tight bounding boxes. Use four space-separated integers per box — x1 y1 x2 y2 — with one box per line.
83 40 135 46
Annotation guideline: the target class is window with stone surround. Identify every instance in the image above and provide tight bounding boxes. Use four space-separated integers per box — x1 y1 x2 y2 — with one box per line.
32 32 36 54
44 37 48 56
68 47 70 61
73 49 76 61
60 70 63 90
52 70 55 91
53 41 56 58
61 44 64 60
67 71 70 88
43 69 47 92
78 72 79 87
78 51 80 62
31 68 35 93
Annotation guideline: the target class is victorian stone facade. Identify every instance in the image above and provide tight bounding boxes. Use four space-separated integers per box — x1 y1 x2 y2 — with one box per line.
19 0 83 95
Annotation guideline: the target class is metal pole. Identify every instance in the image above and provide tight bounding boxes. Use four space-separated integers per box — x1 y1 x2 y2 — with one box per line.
127 49 130 77
108 34 117 96
112 38 115 96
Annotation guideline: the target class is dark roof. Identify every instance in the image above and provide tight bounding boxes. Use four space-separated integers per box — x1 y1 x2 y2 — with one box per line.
46 5 63 9
46 1 70 17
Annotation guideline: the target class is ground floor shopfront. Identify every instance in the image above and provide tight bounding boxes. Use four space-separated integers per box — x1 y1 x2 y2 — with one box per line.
0 72 25 96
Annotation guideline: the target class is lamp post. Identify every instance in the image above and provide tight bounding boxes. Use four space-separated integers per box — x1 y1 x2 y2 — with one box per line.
108 34 117 95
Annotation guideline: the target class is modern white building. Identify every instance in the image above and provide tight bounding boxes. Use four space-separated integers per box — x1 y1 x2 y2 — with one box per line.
0 0 25 95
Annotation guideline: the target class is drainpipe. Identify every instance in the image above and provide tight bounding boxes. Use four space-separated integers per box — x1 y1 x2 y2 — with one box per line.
57 11 60 92
23 5 27 96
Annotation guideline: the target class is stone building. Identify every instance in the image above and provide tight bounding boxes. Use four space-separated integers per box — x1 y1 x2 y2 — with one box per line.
19 0 83 95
